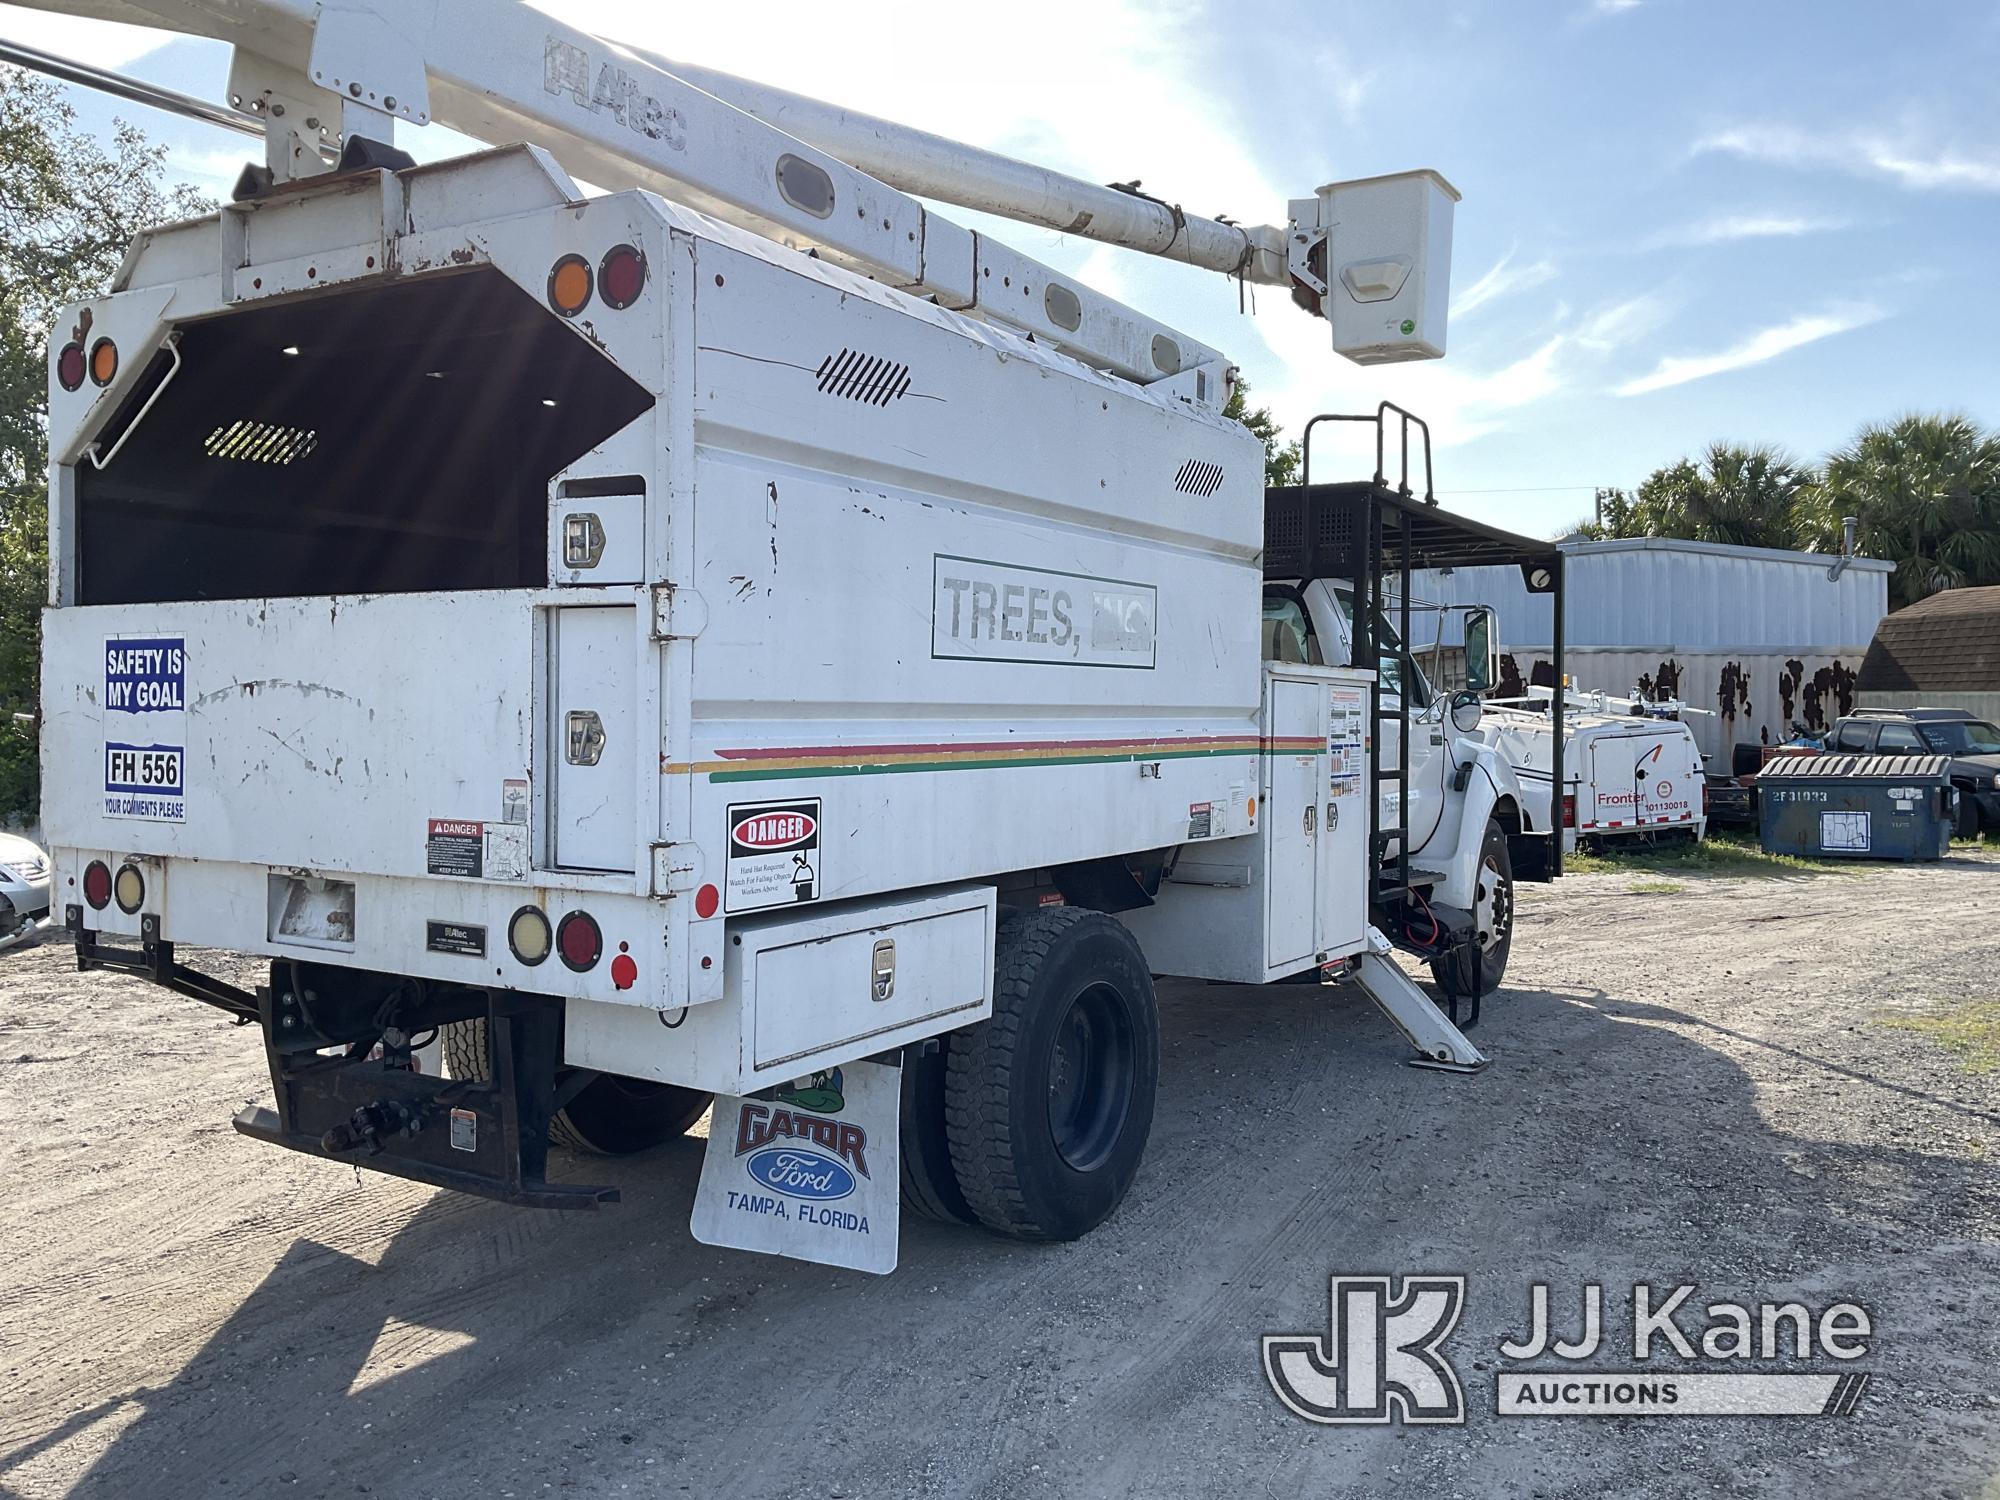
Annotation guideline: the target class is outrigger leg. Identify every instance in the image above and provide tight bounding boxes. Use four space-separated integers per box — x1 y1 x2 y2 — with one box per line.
1351 928 1488 1074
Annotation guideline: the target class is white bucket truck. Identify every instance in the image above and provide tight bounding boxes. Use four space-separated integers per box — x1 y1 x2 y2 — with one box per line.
28 0 1540 1271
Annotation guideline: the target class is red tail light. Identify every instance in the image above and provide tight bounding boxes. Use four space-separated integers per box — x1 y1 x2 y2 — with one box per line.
1561 793 1576 828
599 244 646 309
556 911 603 972
82 860 113 910
57 342 87 392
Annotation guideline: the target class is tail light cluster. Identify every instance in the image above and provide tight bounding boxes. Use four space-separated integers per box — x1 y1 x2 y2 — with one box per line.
81 859 145 913
548 245 646 318
508 904 607 976
56 337 118 392
1561 793 1577 829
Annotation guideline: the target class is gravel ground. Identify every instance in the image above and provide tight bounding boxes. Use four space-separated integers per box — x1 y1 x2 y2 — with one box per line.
1 851 1996 1499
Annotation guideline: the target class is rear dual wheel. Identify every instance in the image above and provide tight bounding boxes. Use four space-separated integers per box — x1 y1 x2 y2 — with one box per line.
901 906 1159 1242
441 1018 710 1155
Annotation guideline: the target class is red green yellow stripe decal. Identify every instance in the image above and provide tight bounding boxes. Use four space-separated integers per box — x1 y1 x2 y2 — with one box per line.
664 733 1320 783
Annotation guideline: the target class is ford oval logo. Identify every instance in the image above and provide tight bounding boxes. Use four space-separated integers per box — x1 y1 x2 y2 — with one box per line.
746 1147 855 1201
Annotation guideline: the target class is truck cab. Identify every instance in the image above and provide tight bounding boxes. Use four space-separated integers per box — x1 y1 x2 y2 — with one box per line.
1262 578 1532 996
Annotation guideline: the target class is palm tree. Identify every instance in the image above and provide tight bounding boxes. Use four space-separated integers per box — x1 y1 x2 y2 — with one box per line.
1809 414 2000 607
1624 443 1814 549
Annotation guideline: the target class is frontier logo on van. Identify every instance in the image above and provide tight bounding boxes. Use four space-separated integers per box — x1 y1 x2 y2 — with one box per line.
731 809 817 852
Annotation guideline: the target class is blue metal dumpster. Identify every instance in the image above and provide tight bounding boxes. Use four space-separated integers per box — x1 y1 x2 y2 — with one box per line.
1758 754 1954 861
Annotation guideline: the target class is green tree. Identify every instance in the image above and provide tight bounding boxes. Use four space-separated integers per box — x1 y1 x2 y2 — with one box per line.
1223 374 1302 487
1633 443 1815 549
1804 413 2000 608
0 68 207 819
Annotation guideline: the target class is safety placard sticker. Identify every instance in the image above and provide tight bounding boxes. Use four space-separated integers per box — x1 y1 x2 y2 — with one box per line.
1329 681 1367 796
725 798 820 912
104 636 186 823
690 1062 900 1274
1821 811 1871 852
427 818 484 877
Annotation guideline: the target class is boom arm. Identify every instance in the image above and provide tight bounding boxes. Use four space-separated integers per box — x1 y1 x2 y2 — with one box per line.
13 0 1458 383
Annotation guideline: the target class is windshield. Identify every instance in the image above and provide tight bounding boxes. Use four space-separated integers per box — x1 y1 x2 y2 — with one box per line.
1331 588 1431 708
1918 719 2000 755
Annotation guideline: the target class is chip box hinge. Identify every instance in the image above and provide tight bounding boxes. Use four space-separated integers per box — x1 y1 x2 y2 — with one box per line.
650 842 699 899
650 582 708 642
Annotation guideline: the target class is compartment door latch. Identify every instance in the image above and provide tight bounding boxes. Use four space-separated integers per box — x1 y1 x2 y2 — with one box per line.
565 710 606 766
870 938 896 1002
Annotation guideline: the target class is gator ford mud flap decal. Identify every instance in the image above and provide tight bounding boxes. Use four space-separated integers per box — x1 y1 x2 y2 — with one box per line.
690 1060 900 1274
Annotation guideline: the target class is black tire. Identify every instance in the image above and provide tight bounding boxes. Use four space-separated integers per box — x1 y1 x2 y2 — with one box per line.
441 1018 710 1155
1953 787 1980 841
898 1039 976 1224
944 906 1158 1242
1430 817 1514 999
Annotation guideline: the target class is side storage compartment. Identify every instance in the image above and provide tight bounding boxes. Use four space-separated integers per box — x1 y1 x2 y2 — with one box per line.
1119 664 1374 983
550 605 638 872
563 884 998 1096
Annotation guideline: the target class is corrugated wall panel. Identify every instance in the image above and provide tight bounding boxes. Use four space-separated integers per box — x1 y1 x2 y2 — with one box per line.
1405 539 1892 652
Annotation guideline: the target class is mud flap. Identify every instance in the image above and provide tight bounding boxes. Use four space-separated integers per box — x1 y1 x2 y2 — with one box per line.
690 1058 901 1274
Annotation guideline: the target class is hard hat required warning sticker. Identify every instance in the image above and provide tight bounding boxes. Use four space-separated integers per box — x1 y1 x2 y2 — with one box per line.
103 636 186 823
726 798 820 912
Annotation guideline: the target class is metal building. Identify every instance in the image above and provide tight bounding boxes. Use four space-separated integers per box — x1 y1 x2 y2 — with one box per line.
1408 536 1894 765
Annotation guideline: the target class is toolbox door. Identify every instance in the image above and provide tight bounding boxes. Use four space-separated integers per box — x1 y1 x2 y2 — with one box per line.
551 606 638 872
1264 676 1322 968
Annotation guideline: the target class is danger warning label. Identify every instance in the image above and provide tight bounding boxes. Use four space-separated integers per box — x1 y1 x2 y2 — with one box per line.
427 818 484 878
726 798 820 913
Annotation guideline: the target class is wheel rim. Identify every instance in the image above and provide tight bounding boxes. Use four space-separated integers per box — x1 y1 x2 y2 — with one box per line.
1045 982 1135 1172
1474 855 1512 954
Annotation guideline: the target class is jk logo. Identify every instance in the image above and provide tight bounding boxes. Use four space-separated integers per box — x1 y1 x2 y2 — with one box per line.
1263 1275 1467 1425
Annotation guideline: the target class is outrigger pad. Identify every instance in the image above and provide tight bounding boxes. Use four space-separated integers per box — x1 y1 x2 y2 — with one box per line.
691 1059 901 1274
237 987 615 1210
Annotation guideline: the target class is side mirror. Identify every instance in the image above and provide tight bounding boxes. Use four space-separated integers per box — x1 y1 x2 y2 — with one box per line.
1449 689 1483 735
1463 605 1500 696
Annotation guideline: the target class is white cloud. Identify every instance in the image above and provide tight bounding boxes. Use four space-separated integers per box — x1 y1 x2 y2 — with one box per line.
1647 211 1852 247
1592 0 1642 12
1451 248 1557 320
1696 122 2000 193
1615 303 1882 397
0 4 174 68
1575 291 1674 351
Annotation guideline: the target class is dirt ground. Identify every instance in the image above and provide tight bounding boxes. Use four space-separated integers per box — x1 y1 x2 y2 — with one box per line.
2 851 1996 1500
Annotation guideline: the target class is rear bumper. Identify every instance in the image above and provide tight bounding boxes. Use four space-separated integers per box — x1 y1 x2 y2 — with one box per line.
238 986 616 1211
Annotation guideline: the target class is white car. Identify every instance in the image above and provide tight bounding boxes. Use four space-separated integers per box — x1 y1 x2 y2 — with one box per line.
0 833 53 951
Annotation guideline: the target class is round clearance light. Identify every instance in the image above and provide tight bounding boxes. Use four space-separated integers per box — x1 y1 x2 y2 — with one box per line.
694 883 720 920
89 338 119 387
508 905 553 967
599 244 646 309
83 860 113 911
556 910 602 972
548 253 593 317
57 342 87 392
113 863 146 915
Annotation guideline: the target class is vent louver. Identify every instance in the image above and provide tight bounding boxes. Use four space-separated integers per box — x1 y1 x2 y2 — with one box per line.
204 420 319 466
816 348 913 406
1173 458 1225 497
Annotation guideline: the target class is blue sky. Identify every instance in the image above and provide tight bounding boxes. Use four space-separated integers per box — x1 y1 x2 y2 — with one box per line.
6 0 1997 537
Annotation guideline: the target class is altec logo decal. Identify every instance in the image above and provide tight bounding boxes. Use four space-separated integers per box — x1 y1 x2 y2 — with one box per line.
730 810 817 852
